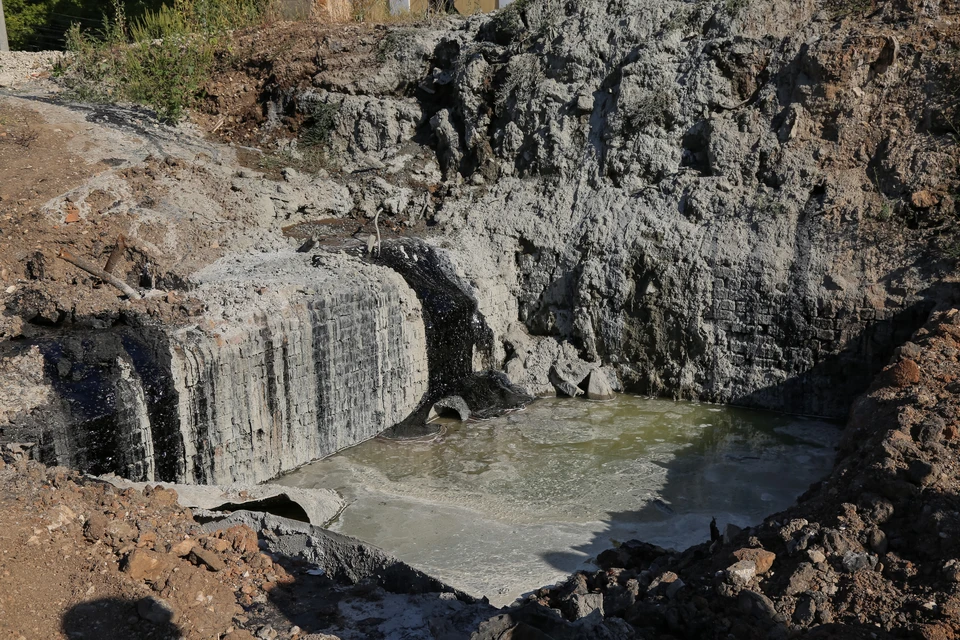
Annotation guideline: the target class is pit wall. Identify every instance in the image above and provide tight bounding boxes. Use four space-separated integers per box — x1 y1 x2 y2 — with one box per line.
163 255 429 485
14 253 429 484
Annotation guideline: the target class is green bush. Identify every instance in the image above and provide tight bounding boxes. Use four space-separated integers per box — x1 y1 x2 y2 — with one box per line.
57 0 266 123
4 0 167 51
300 101 339 148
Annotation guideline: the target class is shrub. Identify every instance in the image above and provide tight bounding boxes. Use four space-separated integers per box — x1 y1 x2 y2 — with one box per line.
300 101 339 149
57 0 265 123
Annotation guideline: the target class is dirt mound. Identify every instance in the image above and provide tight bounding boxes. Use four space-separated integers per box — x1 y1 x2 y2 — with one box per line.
0 456 301 639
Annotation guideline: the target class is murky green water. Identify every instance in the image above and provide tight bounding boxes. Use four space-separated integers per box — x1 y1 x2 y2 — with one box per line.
273 395 840 605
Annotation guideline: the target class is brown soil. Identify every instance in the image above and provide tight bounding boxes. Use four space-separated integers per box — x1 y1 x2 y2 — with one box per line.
0 456 342 640
0 101 127 326
0 100 213 338
194 21 391 148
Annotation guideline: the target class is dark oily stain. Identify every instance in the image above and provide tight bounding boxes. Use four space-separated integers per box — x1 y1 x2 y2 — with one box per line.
370 239 530 438
26 325 181 481
120 327 183 482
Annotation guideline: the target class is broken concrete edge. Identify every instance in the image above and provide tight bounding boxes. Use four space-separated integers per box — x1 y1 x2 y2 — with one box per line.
96 476 346 528
200 509 487 605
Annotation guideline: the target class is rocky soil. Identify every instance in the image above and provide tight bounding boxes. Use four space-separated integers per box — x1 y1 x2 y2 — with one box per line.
0 452 495 639
0 454 295 640
4 0 960 637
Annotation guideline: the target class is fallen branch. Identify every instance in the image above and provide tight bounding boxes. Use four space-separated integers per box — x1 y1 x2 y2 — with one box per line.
57 248 142 300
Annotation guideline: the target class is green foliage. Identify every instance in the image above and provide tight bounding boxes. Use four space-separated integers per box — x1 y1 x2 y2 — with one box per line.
4 0 166 50
876 198 895 222
300 101 339 149
56 0 266 123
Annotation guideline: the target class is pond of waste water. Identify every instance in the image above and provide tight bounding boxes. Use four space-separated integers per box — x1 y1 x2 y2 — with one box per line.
272 395 841 606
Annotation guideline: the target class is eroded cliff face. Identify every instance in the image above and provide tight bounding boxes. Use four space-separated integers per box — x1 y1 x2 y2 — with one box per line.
207 0 959 416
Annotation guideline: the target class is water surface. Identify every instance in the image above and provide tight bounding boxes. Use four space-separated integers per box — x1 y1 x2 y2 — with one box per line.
273 396 840 605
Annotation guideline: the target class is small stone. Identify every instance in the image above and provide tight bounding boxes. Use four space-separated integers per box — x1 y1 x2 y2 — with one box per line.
256 625 278 640
564 592 603 620
648 570 678 591
602 585 635 616
585 369 615 401
575 93 595 113
793 594 817 627
806 549 826 564
171 539 195 557
105 520 136 543
84 513 107 541
739 589 781 623
841 551 877 573
944 560 960 582
124 549 170 583
189 546 226 572
725 560 757 587
867 528 888 554
137 596 176 624
785 562 817 596
137 531 158 549
732 548 776 575
897 342 923 359
887 359 920 387
64 204 81 224
548 365 583 397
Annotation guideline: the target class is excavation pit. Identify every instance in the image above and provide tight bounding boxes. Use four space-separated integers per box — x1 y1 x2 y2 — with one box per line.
273 395 841 606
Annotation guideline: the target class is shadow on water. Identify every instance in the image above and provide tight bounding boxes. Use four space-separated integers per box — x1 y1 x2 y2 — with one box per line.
510 293 943 638
62 597 182 640
535 403 842 576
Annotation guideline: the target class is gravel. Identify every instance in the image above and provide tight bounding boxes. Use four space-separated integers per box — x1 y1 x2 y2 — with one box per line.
0 50 63 88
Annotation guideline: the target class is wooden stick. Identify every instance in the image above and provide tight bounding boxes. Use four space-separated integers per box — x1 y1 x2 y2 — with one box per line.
103 234 127 274
57 248 142 300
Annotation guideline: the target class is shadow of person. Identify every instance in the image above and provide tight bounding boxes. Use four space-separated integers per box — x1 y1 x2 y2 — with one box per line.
62 597 182 640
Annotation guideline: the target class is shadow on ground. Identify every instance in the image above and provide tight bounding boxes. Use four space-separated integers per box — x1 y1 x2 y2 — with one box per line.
62 597 181 640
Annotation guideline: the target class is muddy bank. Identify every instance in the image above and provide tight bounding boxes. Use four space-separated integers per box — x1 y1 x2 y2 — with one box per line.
0 454 495 640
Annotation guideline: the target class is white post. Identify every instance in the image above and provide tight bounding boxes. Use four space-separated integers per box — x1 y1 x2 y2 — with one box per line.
0 0 9 52
389 0 411 14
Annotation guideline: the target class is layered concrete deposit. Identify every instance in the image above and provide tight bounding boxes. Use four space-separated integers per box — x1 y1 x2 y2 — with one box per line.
164 252 430 483
4 251 430 483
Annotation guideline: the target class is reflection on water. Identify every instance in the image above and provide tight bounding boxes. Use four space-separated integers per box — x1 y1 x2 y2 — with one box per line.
273 395 840 605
